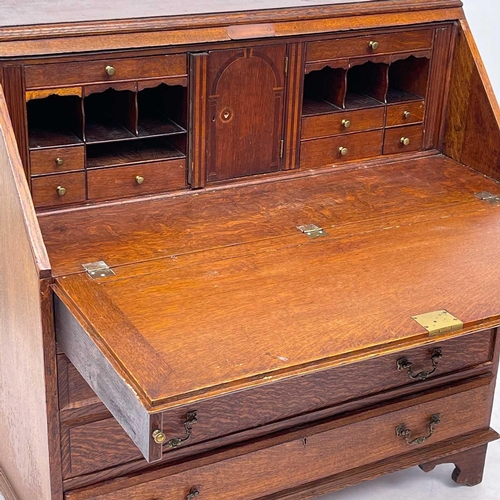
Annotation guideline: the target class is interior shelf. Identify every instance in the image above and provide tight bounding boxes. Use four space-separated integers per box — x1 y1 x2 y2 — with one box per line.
137 114 186 138
302 98 341 116
344 93 384 110
86 137 185 168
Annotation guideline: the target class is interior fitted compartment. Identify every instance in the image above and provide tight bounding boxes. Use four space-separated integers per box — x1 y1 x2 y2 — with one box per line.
387 55 430 103
84 87 137 143
302 66 346 115
137 84 187 137
27 94 83 149
345 61 388 108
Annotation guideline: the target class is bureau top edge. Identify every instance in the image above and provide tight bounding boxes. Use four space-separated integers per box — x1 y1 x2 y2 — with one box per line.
0 0 463 58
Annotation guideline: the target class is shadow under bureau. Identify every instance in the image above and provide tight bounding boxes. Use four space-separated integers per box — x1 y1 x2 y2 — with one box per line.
1 1 500 499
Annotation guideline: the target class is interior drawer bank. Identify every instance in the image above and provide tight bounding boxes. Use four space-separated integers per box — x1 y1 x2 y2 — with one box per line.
24 53 187 89
65 377 495 500
55 274 496 465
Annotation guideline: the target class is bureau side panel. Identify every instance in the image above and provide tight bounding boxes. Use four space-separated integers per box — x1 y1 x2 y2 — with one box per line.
0 84 57 500
443 20 500 179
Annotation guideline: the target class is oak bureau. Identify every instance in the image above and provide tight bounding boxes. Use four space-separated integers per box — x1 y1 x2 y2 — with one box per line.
1 1 500 499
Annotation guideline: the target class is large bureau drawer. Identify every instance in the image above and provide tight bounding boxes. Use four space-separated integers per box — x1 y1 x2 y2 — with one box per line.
58 328 495 477
64 377 495 499
306 29 433 62
24 54 187 89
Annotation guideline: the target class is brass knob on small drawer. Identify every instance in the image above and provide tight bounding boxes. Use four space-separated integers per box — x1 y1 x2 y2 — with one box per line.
186 487 200 500
339 147 349 156
56 186 66 197
403 111 411 119
152 429 166 444
55 157 64 166
400 137 411 146
342 119 351 129
105 65 116 76
135 175 145 185
369 40 379 51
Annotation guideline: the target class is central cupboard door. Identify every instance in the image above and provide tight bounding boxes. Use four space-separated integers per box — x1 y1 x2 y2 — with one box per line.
206 45 286 182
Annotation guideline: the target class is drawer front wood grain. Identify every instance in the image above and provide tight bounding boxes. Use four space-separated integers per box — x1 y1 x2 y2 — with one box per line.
302 106 385 140
386 101 425 127
87 159 186 202
300 130 383 168
25 54 187 89
30 146 84 176
306 29 433 62
384 124 424 155
60 330 494 478
65 378 493 500
32 172 86 208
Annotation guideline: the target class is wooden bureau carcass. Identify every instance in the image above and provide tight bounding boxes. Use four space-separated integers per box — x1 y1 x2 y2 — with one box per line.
1 1 500 499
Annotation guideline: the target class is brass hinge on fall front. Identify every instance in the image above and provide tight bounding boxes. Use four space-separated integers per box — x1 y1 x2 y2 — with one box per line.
279 139 284 158
475 191 500 204
297 224 328 238
284 56 289 76
411 310 463 336
82 261 115 279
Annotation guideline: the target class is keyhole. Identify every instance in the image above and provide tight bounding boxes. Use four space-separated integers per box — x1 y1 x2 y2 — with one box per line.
220 108 232 122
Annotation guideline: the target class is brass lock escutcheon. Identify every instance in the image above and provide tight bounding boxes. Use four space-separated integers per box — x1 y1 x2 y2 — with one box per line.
400 137 411 146
339 146 349 156
166 411 199 448
186 487 200 500
397 348 442 381
396 414 441 445
56 186 67 197
55 157 64 167
369 40 379 51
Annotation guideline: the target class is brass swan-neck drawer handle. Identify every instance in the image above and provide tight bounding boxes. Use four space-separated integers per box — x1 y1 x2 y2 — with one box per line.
167 411 198 448
397 348 442 381
186 487 200 500
396 414 441 446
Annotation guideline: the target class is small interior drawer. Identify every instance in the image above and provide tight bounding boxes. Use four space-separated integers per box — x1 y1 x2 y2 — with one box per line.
300 130 383 168
306 29 433 62
24 54 187 89
32 172 86 208
302 106 385 140
383 124 424 155
386 101 425 127
30 146 84 176
87 159 186 202
64 377 494 500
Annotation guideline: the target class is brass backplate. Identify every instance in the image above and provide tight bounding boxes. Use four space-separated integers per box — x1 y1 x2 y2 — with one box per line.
411 310 463 336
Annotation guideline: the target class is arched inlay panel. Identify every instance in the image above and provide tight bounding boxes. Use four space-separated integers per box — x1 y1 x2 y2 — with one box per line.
206 45 286 182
